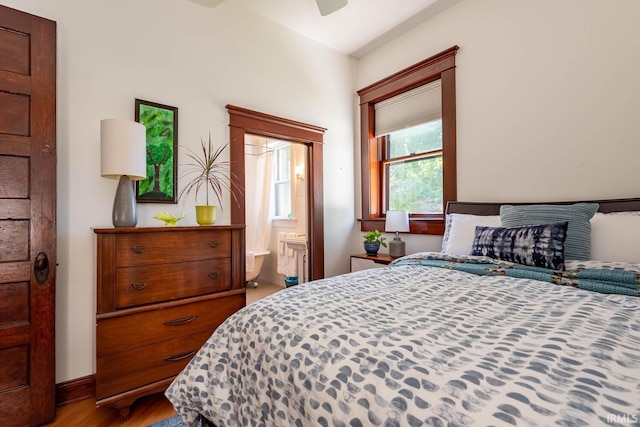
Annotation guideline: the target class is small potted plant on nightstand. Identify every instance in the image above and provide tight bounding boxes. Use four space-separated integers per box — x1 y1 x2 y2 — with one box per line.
363 230 387 256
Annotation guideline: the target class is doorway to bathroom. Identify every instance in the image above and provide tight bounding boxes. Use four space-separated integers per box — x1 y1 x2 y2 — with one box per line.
244 135 308 287
227 105 326 284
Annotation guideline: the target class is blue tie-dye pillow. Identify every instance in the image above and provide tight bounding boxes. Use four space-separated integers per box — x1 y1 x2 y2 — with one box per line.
471 222 569 270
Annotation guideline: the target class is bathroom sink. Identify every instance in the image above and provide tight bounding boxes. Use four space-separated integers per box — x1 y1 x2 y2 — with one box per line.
284 236 307 250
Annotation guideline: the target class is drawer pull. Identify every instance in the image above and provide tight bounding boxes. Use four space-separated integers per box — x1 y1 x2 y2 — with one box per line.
132 246 147 254
163 350 196 362
164 315 197 326
208 241 219 248
131 281 147 290
208 272 220 280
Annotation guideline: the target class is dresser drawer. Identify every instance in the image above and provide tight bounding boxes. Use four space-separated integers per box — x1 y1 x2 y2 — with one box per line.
97 293 245 356
96 330 211 400
115 231 231 267
115 259 231 308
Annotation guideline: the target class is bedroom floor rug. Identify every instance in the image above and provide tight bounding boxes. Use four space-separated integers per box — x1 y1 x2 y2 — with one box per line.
149 415 210 427
148 415 184 427
149 415 208 427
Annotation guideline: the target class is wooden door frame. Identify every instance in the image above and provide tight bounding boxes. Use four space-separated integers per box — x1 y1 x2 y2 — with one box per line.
227 105 325 281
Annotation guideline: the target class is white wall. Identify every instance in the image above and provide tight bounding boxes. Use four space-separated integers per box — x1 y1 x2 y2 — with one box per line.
0 0 355 383
355 0 640 255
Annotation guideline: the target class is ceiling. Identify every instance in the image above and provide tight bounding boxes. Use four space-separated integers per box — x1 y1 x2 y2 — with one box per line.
196 0 462 58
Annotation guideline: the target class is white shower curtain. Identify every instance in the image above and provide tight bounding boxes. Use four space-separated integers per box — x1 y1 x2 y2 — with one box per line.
245 145 273 254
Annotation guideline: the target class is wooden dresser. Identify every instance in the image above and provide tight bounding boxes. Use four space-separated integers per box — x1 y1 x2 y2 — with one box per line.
93 225 245 421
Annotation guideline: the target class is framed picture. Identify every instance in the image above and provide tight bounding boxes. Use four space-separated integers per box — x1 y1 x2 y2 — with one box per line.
135 99 178 203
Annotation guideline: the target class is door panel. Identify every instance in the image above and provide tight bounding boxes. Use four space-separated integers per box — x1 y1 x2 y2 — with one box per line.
0 156 30 197
0 220 29 261
0 282 29 326
0 5 56 426
0 23 29 73
0 92 30 134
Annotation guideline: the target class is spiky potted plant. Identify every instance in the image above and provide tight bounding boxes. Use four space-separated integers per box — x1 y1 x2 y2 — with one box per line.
178 134 233 225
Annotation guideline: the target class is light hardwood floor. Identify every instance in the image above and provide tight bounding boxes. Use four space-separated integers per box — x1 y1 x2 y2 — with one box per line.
245 280 284 304
44 392 175 426
44 281 283 426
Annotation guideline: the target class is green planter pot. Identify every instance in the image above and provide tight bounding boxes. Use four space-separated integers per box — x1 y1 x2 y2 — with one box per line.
195 205 217 226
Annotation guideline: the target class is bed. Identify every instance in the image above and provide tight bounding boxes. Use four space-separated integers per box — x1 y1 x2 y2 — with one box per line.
166 199 640 426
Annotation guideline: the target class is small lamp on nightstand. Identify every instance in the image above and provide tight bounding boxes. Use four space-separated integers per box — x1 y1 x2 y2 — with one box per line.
385 210 410 258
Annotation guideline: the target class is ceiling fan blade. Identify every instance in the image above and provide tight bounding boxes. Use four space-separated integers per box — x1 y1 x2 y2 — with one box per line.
316 0 348 16
188 0 224 8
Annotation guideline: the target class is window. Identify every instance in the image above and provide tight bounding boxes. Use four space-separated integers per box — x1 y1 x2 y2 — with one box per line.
273 144 291 218
357 46 459 235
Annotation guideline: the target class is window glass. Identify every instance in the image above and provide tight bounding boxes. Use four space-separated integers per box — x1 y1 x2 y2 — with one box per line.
385 120 443 214
273 145 291 218
387 120 442 159
388 155 443 213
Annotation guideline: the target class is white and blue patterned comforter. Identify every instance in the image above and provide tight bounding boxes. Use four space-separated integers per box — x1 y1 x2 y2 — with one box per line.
166 254 640 426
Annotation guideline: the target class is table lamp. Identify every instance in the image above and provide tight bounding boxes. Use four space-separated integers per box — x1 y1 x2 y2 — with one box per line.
385 210 410 258
100 119 146 227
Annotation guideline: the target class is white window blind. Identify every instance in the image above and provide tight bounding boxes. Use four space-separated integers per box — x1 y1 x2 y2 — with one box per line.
374 79 442 137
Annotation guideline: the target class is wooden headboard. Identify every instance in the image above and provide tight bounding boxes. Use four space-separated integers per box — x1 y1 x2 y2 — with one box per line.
446 198 640 216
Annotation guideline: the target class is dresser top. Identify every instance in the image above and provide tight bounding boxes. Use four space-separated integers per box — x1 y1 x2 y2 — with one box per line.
93 225 245 234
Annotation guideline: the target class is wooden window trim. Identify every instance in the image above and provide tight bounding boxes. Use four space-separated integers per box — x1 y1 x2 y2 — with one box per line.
357 46 459 235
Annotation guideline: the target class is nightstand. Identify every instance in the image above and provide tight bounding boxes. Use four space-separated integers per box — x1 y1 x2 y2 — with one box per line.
350 253 394 272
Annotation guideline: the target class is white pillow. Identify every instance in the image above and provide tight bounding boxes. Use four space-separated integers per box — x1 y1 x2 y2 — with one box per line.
590 212 640 263
442 214 501 255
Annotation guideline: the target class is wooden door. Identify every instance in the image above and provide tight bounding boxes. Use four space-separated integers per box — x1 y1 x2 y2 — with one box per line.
0 5 56 426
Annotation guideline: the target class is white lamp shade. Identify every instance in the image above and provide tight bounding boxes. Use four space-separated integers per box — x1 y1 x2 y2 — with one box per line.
385 210 410 232
100 119 147 180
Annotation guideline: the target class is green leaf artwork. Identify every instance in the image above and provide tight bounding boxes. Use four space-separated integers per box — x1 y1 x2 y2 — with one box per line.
135 99 178 203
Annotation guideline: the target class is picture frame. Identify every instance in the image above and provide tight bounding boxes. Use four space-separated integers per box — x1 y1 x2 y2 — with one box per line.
135 99 178 203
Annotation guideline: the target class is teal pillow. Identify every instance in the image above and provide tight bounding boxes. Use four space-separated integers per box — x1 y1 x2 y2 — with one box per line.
500 203 599 261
